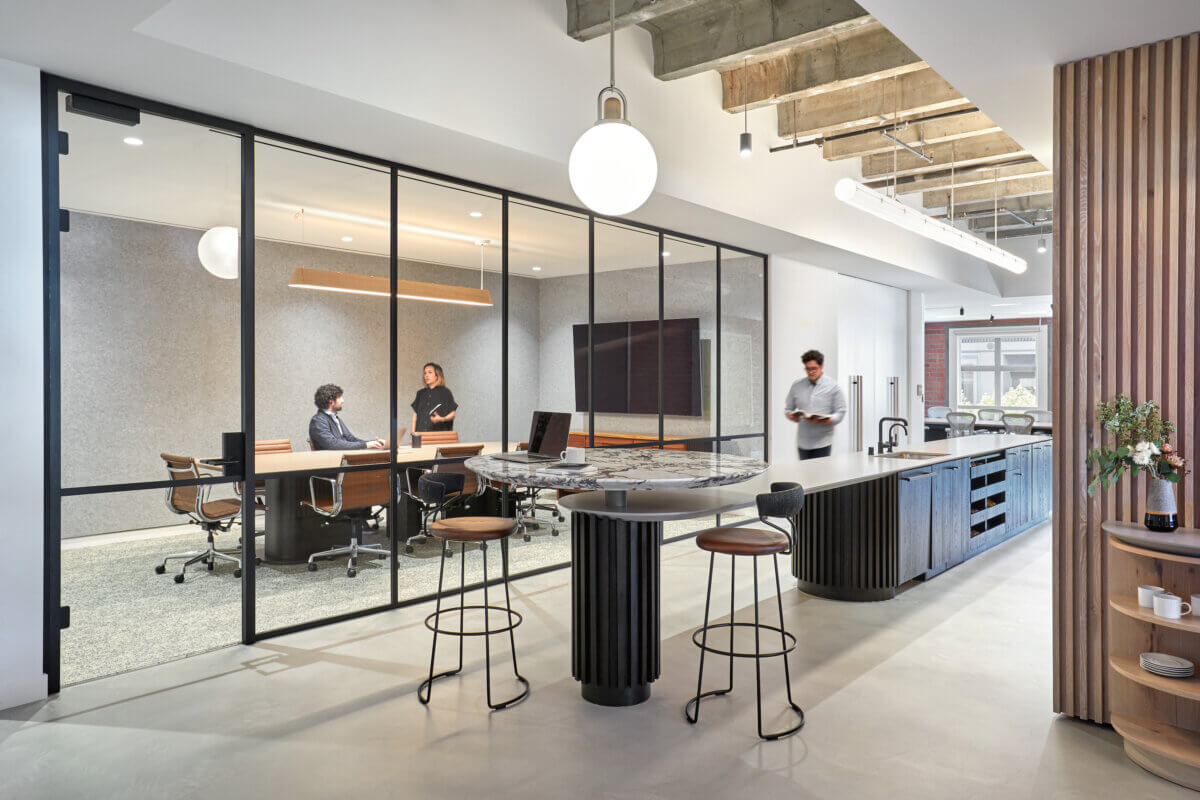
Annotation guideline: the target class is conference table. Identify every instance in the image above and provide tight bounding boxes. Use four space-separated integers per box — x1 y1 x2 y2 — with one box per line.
251 442 506 563
467 447 768 707
924 417 1053 440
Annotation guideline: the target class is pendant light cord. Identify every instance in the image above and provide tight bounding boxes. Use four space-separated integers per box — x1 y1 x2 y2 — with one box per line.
609 0 615 89
743 58 749 132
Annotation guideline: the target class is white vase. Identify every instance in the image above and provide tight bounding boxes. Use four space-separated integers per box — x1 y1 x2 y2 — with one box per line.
1145 475 1179 532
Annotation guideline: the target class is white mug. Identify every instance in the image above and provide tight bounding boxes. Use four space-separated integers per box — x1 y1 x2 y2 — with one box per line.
1138 585 1166 607
1153 592 1191 620
560 446 586 465
1191 594 1200 616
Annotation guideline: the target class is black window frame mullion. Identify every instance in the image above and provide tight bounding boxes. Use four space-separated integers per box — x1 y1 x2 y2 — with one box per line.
239 130 256 645
658 232 665 447
388 165 399 606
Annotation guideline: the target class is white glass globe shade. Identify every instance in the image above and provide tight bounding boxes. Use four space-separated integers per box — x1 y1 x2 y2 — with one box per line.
569 120 657 217
197 226 239 279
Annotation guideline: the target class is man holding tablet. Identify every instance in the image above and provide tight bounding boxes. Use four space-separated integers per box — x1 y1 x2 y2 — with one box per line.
784 349 846 460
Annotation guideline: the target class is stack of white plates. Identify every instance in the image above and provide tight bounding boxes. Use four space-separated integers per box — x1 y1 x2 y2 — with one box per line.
1140 652 1196 678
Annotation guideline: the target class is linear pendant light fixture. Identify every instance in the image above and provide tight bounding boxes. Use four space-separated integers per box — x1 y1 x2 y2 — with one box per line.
568 0 657 216
288 267 493 307
833 178 1027 274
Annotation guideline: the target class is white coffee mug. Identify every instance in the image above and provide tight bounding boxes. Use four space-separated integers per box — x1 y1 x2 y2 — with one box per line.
1139 585 1166 607
560 446 586 465
1191 594 1200 616
1153 592 1191 620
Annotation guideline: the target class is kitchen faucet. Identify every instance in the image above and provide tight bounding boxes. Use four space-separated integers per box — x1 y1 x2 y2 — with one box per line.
877 417 909 454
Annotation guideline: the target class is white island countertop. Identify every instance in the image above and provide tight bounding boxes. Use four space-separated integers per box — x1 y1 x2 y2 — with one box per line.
739 433 1052 496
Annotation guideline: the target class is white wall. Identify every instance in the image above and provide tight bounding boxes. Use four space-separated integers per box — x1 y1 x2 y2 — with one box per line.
768 257 839 465
908 291 926 445
0 57 47 709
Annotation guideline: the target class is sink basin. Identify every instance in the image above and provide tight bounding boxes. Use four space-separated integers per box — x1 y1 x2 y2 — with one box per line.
873 451 942 460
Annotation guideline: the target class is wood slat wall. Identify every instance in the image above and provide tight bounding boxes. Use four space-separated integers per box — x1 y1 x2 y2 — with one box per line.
1054 32 1200 723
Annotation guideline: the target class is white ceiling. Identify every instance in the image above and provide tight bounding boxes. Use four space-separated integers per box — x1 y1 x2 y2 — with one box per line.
860 0 1200 167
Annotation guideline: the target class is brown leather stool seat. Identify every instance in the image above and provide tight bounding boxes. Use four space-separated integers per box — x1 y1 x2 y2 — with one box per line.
430 517 517 542
696 527 789 556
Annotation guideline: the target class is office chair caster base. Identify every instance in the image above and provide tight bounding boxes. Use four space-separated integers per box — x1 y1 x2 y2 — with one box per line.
307 562 318 572
347 568 356 578
154 565 166 574
207 560 214 571
173 574 185 584
404 545 414 554
233 569 242 578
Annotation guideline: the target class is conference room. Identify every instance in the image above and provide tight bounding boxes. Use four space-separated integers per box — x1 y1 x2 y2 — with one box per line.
52 87 766 686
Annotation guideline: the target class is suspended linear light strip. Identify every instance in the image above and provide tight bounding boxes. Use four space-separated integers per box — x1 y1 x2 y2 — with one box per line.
288 267 493 306
833 178 1027 274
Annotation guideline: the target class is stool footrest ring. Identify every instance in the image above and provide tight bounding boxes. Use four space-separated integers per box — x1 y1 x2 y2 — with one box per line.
691 621 797 659
424 604 523 637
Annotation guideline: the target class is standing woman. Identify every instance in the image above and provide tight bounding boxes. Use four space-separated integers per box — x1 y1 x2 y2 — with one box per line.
410 362 458 435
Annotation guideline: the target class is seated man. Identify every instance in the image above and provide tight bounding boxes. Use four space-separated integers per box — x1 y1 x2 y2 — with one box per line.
309 383 385 451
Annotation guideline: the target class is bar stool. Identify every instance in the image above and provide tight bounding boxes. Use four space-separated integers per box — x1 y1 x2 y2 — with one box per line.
685 482 806 740
416 475 529 710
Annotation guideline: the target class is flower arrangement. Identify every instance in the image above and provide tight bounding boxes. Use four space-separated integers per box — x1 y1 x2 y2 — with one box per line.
1086 394 1187 496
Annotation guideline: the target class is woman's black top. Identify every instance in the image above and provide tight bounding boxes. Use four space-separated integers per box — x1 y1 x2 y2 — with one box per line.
411 385 457 432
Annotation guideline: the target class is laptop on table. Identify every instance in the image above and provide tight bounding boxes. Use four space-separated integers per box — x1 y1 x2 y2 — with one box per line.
492 411 572 464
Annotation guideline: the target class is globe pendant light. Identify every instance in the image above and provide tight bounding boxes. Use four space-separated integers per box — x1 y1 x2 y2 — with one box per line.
568 0 657 217
197 226 239 279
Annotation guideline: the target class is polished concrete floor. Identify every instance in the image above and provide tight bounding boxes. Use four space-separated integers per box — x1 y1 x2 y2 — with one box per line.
2 521 1191 799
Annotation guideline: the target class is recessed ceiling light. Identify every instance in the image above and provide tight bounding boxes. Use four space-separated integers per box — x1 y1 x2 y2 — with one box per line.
531 266 542 272
340 236 353 242
992 302 1019 307
469 211 483 218
661 250 671 257
123 136 143 146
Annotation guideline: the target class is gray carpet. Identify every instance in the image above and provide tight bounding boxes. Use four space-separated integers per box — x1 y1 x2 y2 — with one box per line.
61 509 746 686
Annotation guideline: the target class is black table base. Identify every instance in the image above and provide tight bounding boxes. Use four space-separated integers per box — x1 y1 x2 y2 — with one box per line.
571 511 662 706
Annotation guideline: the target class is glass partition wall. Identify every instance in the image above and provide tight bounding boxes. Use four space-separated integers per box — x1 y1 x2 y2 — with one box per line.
42 77 768 692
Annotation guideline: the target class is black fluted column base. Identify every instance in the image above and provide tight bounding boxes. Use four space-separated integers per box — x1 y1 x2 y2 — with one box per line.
571 511 661 706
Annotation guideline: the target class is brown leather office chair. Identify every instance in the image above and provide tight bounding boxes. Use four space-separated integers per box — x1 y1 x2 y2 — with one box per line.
413 430 459 447
157 453 244 583
237 439 294 509
403 444 485 555
303 451 392 577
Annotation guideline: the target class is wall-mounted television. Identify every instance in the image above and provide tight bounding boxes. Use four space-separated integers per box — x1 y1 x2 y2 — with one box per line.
572 318 702 416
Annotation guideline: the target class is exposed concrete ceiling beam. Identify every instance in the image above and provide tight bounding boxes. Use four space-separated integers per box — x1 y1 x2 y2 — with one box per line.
964 211 1041 230
776 67 970 140
821 110 999 160
988 224 1053 241
932 194 1053 218
642 0 872 80
566 0 699 41
923 175 1054 207
860 132 1027 179
719 22 923 112
874 161 1051 195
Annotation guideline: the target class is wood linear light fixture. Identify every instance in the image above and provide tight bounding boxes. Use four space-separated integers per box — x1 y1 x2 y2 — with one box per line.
288 267 493 307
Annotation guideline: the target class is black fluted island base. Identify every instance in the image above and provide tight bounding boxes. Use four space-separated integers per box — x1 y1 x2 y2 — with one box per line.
571 511 661 706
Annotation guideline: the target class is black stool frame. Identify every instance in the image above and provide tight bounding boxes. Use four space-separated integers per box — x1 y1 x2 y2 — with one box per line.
685 482 806 740
417 535 529 711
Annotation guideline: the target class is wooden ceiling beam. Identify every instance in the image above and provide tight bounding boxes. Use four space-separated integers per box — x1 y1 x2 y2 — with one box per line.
923 175 1054 207
776 67 970 140
821 110 999 161
719 22 924 113
859 131 1028 179
879 162 1051 195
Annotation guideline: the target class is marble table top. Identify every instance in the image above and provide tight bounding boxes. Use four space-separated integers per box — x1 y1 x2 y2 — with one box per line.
465 448 768 492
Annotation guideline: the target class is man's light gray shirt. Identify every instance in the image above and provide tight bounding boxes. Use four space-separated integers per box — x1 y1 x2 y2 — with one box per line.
785 374 847 450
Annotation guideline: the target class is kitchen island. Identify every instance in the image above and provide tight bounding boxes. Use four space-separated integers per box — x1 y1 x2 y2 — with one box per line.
745 434 1053 601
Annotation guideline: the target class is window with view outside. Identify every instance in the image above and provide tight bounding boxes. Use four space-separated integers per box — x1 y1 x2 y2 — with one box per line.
951 326 1048 412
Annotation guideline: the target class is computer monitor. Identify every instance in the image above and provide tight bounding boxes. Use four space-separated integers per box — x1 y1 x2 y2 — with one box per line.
527 411 571 456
